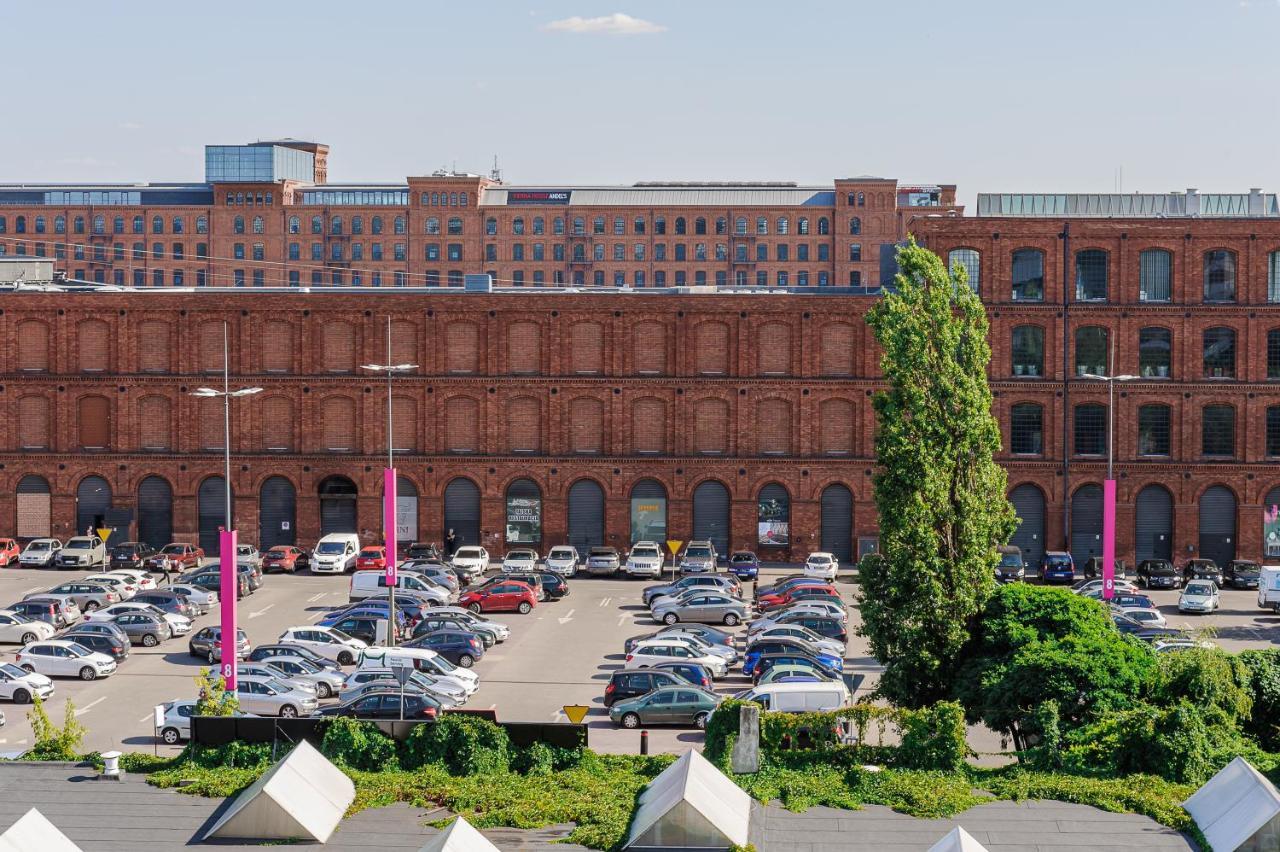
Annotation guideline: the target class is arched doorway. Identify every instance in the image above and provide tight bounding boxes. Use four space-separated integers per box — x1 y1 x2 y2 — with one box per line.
443 478 481 548
504 479 542 546
15 475 51 539
820 484 853 563
567 480 605 552
76 476 112 539
258 476 297 550
1070 485 1103 568
630 479 667 545
1135 485 1173 563
396 476 419 548
1008 484 1046 572
137 476 173 549
197 476 231 555
1265 486 1280 561
1199 486 1237 567
757 483 790 550
692 480 731 555
318 476 358 535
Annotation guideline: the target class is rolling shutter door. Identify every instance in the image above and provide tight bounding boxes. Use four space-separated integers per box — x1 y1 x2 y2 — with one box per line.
506 397 541 453
319 478 358 536
396 476 418 543
1009 485 1045 571
76 476 112 539
820 399 854 455
1198 486 1236 567
443 479 480 547
693 399 728 454
1135 486 1173 563
16 321 49 372
692 481 731 555
323 321 355 373
137 476 173 549
820 485 853 563
446 322 479 374
18 396 50 450
820 322 855 376
137 320 171 372
258 476 296 549
508 321 541 374
695 323 729 374
261 320 293 373
1070 485 1103 568
568 398 603 454
77 396 111 450
197 477 229 555
446 398 479 452
757 399 792 455
15 476 51 539
758 323 791 375
77 320 110 371
567 480 605 552
632 398 666 454
572 323 603 374
633 322 666 374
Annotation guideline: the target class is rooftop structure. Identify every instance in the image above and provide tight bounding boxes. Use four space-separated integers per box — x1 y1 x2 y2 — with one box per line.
977 188 1280 218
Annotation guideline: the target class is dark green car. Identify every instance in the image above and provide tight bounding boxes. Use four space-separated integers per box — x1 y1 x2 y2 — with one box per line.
608 685 720 729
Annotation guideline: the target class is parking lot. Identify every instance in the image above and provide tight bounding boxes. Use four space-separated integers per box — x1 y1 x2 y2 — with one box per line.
0 560 1274 757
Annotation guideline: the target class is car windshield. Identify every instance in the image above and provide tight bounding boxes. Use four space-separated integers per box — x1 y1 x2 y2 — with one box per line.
327 628 355 643
359 549 382 558
732 554 753 562
1045 555 1071 567
686 547 711 558
808 555 831 564
237 546 253 555
66 540 92 551
26 542 50 551
1146 562 1175 575
999 553 1023 567
0 663 30 679
432 655 457 672
261 678 292 693
590 548 614 557
633 547 660 556
549 549 574 558
268 548 289 555
1185 582 1214 596
455 548 481 559
161 545 184 554
316 542 346 554
65 643 90 657
1234 562 1260 575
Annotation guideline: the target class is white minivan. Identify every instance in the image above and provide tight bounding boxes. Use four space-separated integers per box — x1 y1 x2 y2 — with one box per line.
739 681 850 713
310 534 361 574
348 570 453 605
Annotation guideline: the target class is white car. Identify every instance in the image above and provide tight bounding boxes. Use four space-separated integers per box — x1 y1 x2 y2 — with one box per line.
15 639 117 680
0 663 54 704
1178 581 1220 614
1121 607 1167 628
155 699 199 744
624 639 729 678
86 602 191 634
749 601 849 633
84 573 137 600
170 583 219 609
235 675 319 718
1074 578 1139 596
0 611 56 645
625 543 665 579
55 536 107 569
501 549 539 573
358 646 480 691
277 626 368 665
106 568 157 592
450 546 490 581
750 624 846 658
544 546 580 577
1154 638 1216 653
340 667 471 705
18 539 61 568
236 544 262 571
803 552 839 581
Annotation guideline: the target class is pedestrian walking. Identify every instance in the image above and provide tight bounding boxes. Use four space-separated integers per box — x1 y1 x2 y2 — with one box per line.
445 528 457 558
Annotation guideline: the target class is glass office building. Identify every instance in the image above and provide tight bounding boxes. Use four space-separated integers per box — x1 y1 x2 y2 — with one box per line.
205 145 316 183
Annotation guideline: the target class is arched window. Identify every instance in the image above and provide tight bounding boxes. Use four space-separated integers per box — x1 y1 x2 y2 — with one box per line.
252 216 264 234
734 217 747 235
92 215 105 234
485 217 497 235
1010 403 1043 454
695 217 707 235
330 215 343 235
1204 249 1237 302
395 215 406 234
1074 326 1109 376
233 216 245 234
653 216 665 235
54 215 65 234
151 215 163 234
424 216 439 235
1011 249 1045 301
34 216 45 233
1138 405 1171 456
675 217 687 235
755 216 767 235
196 215 208 234
716 216 727 235
288 216 300 234
1075 249 1108 301
948 248 980 292
130 215 142 233
775 217 788 235
1202 405 1235 457
512 217 525 235
1139 248 1172 302
1011 326 1044 376
311 215 322 234
849 216 861 235
1139 327 1172 377
368 215 382 234
1073 403 1106 456
593 216 605 234
351 215 363 234
533 216 545 235
1203 327 1236 378
817 217 830 235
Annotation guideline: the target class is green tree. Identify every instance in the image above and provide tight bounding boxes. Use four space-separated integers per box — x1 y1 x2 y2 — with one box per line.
194 668 239 716
858 238 1017 706
26 696 87 761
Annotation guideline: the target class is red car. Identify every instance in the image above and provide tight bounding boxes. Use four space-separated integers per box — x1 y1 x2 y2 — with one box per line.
355 547 387 571
756 584 840 611
0 539 19 568
459 580 537 614
144 542 204 573
262 546 309 573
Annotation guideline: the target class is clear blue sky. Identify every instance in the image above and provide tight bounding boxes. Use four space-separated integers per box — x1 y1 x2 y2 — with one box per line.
4 0 1277 206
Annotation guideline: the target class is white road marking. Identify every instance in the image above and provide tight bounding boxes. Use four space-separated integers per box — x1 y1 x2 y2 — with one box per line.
307 593 325 603
557 609 575 625
551 710 565 721
618 614 629 626
137 714 153 723
598 597 612 608
248 604 275 619
15 740 26 746
75 697 106 716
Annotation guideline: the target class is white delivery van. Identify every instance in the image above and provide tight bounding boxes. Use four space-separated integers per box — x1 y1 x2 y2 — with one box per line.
740 681 850 713
310 534 361 574
349 570 452 605
1259 565 1280 613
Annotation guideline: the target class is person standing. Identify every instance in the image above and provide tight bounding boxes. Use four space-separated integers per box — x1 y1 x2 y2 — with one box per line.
444 528 457 558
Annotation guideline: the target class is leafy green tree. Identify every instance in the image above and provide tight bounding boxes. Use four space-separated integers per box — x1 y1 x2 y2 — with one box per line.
858 239 1017 706
1153 647 1252 727
1238 649 1280 749
27 696 87 761
194 668 239 716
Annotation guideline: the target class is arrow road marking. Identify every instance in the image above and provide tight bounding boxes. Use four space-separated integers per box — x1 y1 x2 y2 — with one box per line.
248 604 274 619
75 697 106 716
557 609 575 625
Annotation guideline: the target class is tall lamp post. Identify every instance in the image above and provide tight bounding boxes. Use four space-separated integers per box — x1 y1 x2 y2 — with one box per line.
1079 370 1137 601
190 322 261 689
361 317 417 649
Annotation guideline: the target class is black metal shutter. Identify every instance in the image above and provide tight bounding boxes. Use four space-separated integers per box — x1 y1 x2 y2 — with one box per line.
137 476 173 549
198 477 229 556
444 478 481 547
1135 485 1173 563
820 485 853 563
1070 485 1103 568
692 481 731 555
258 476 297 549
16 475 51 539
567 480 605 552
1198 486 1237 567
76 476 112 538
318 477 358 536
1009 485 1045 572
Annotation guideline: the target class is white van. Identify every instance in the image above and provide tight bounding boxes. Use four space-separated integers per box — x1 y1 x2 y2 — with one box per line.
348 570 452 605
310 534 361 574
1259 565 1280 613
739 681 850 713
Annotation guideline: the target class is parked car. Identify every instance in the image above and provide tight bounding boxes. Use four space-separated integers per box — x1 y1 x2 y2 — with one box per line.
458 580 536 614
604 668 692 707
156 699 200 744
744 639 843 678
319 614 396 647
188 626 251 663
109 541 156 571
652 591 747 626
750 624 845 657
21 596 80 628
276 626 367 665
754 576 825 601
339 669 465 708
134 590 198 618
262 545 310 573
405 542 441 561
187 569 249 600
108 568 157 592
449 546 490 582
144 542 203 573
61 628 129 662
1079 590 1157 610
109 611 172 646
491 571 545 601
247 643 339 671
1137 559 1182 590
1223 559 1262 590
751 651 842 685
753 599 849 625
410 610 509 645
251 657 346 700
85 601 182 631
1121 607 1168 628
738 681 850 713
756 665 833 687
355 647 480 692
37 581 118 614
802 552 838 581
0 610 55 645
995 545 1026 582
0 663 54 704
609 685 720 729
15 639 116 680
18 539 62 568
756 585 840 611
309 534 362 574
643 575 740 607
348 570 450 605
355 547 387 571
400 562 459 593
586 547 622 576
501 549 539 573
1083 556 1128 581
403 630 484 667
1179 580 1220 614
235 675 318 718
83 573 137 600
1040 551 1076 584
1183 558 1224 587
624 542 665 579
544 546 580 577
55 536 106 570
625 639 729 678
625 624 737 655
538 572 569 600
317 689 438 720
0 539 20 568
169 583 218 611
653 661 716 691
236 544 263 573
728 551 760 580
754 612 848 643
1071 578 1139 598
679 542 717 575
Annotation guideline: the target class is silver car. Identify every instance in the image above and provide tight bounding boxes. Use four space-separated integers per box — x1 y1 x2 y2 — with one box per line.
652 591 747 627
35 581 120 614
170 583 218 611
339 668 465 707
586 547 621 576
234 675 319 718
242 657 344 699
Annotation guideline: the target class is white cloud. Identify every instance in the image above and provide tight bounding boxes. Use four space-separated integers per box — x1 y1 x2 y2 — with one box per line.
542 12 666 35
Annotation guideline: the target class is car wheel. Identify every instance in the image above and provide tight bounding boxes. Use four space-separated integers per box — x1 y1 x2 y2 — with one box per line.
517 601 532 614
467 603 482 614
621 712 641 729
207 650 217 664
279 705 298 719
723 613 740 626
663 612 679 625
83 602 98 613
695 712 710 730
11 689 29 705
161 727 181 745
79 666 97 681
459 653 475 668
337 651 354 666
19 632 36 645
316 683 332 699
142 633 158 647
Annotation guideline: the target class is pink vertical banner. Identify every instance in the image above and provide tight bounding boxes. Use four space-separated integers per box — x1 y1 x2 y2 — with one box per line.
1102 479 1117 601
384 468 397 587
219 528 238 689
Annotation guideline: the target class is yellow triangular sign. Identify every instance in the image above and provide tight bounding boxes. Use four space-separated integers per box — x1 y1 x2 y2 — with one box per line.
562 704 590 725
96 527 112 543
666 540 684 556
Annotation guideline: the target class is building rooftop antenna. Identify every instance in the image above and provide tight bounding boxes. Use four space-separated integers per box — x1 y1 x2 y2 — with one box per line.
490 155 502 183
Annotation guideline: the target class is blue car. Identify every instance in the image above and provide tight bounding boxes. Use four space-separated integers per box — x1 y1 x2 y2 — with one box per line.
743 639 843 678
1041 551 1076 585
319 605 407 631
729 551 760 580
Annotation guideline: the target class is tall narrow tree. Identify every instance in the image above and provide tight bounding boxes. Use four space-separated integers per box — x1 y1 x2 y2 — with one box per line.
859 239 1017 707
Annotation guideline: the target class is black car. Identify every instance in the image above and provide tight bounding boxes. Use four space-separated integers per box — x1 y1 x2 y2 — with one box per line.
768 612 848 643
1135 626 1189 642
1136 559 1181 590
412 614 498 647
995 546 1025 583
109 541 156 571
403 630 484 667
65 620 131 646
62 628 130 662
1083 557 1128 580
405 542 441 561
539 572 569 600
604 668 687 707
188 571 249 600
1223 559 1261 590
652 661 714 690
318 689 439 719
1182 558 1224 587
247 643 340 671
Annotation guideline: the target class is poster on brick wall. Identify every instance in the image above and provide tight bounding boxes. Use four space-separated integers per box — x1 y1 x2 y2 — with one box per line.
758 495 789 546
1266 504 1280 559
631 498 666 544
506 497 542 543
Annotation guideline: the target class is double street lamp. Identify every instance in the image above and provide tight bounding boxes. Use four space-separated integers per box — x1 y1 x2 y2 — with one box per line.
1078 371 1137 601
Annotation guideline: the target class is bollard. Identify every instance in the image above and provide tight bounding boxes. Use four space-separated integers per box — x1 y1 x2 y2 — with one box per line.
640 729 649 755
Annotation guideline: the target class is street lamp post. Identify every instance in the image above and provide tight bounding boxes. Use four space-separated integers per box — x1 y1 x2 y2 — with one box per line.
361 317 417 649
1079 370 1137 601
189 322 261 689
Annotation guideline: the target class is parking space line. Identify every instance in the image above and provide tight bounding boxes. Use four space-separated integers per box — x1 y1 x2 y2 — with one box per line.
598 597 612 607
307 593 325 603
75 697 106 716
137 714 153 723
